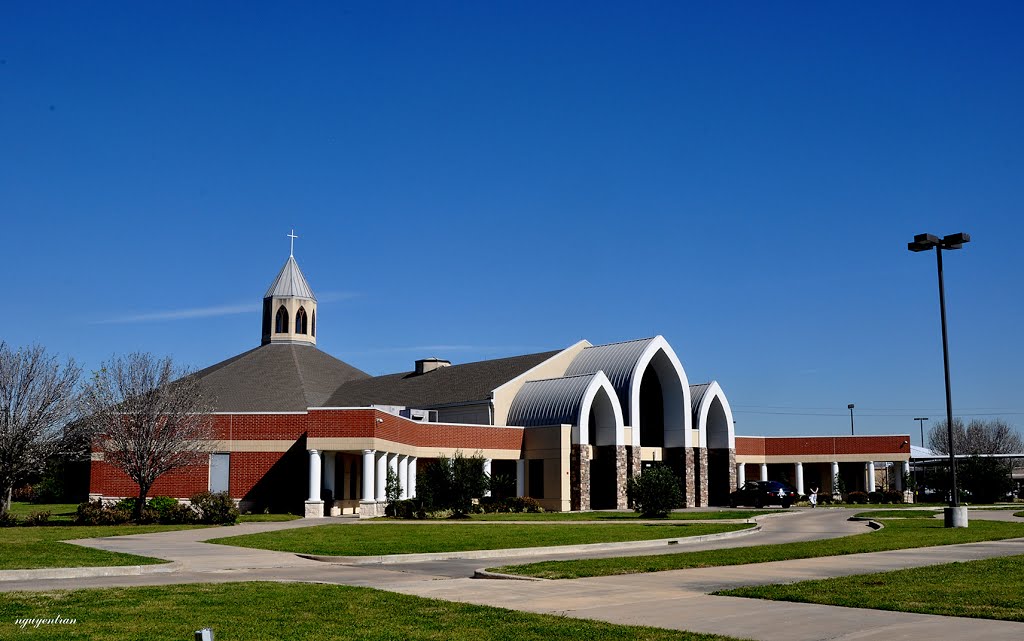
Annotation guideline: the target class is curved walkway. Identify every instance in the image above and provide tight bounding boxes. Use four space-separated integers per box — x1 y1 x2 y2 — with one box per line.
3 509 1024 641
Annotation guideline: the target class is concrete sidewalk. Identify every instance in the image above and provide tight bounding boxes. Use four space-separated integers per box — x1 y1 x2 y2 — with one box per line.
385 537 1024 641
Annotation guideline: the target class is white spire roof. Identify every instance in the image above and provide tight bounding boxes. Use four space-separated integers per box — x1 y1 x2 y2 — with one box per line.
264 256 316 301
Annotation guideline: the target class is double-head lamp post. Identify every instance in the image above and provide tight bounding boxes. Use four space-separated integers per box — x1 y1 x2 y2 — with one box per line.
847 404 855 435
907 232 970 526
914 417 929 448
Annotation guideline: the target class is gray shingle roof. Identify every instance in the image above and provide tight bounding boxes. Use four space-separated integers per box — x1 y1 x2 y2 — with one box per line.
264 256 316 300
325 350 562 409
192 343 369 412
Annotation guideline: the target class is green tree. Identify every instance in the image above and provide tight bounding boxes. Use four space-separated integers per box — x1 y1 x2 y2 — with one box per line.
627 464 683 518
384 466 403 503
420 451 488 516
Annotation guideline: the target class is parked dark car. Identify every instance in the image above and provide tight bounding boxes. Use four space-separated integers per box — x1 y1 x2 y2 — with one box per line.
729 480 799 508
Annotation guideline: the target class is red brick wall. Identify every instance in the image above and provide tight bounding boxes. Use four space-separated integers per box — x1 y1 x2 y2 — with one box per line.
89 459 209 499
736 435 910 457
91 408 524 499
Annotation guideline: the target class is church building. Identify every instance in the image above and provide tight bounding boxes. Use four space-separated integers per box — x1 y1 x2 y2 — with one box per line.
89 247 911 516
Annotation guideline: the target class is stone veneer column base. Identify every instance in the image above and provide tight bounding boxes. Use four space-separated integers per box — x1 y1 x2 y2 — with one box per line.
304 500 325 518
615 446 628 509
684 448 696 507
571 444 592 512
359 500 386 519
696 448 709 507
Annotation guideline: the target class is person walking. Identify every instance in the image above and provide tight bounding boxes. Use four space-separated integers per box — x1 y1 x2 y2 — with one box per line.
808 485 819 508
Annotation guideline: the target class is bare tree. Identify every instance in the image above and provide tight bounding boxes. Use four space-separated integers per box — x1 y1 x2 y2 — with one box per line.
81 353 214 520
0 343 81 516
928 418 1023 456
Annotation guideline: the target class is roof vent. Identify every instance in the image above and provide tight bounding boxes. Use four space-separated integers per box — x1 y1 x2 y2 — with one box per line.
415 358 451 375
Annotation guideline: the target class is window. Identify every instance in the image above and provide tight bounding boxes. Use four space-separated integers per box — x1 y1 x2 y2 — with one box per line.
528 459 545 499
209 453 230 493
311 310 316 337
275 306 289 333
296 307 308 334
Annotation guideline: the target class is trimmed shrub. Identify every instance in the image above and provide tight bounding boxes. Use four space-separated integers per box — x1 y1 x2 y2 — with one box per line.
627 464 683 518
23 511 51 527
190 491 239 525
478 496 544 514
74 499 131 525
846 491 868 504
868 491 885 504
385 499 425 519
883 490 904 504
11 485 34 502
147 496 179 521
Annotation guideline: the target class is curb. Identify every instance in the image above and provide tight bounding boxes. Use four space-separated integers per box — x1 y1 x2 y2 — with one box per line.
472 568 548 581
298 523 761 565
846 517 885 530
0 561 182 582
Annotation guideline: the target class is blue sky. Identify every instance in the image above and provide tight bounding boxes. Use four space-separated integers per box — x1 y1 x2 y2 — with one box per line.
2 2 1022 439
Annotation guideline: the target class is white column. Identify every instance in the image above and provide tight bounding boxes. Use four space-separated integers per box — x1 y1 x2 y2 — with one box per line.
736 463 745 487
408 457 417 499
307 450 322 502
398 455 409 500
516 459 526 497
375 451 387 501
323 452 335 497
483 458 493 497
901 460 911 490
795 462 804 495
388 453 399 499
866 461 876 492
831 461 840 496
362 450 375 502
759 463 768 481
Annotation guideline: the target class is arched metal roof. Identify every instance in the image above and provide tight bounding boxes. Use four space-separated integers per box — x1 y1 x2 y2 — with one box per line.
507 373 602 428
564 338 655 414
265 256 317 301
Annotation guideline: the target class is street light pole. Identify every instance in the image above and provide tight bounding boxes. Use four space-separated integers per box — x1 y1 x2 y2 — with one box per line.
848 404 855 435
914 417 929 449
908 232 970 528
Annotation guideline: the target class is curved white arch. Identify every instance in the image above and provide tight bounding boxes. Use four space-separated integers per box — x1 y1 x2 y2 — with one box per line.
506 372 625 446
628 336 691 448
693 381 735 449
566 336 691 448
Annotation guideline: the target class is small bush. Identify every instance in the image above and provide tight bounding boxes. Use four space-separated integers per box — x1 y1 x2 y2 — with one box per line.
385 499 425 519
847 491 868 504
817 494 833 505
883 490 904 504
113 497 138 513
867 491 885 504
32 475 64 504
627 464 683 518
23 511 51 527
478 496 544 514
0 512 20 527
147 496 179 521
74 499 131 525
190 491 239 525
11 485 34 502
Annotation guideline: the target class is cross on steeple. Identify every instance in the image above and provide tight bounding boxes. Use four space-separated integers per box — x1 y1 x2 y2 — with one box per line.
287 229 298 257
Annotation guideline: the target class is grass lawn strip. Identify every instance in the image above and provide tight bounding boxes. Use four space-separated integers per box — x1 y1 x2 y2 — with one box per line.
471 510 773 521
852 510 938 519
490 518 1024 579
0 581 739 641
7 502 79 522
0 524 206 570
210 522 749 556
716 554 1024 622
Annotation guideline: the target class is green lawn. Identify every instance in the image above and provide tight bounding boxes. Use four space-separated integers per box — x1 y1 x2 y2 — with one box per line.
237 513 301 522
717 555 1024 621
0 524 204 570
852 510 938 519
1016 511 1024 518
7 502 79 522
0 582 736 641
491 518 1024 579
471 510 772 521
211 522 750 556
